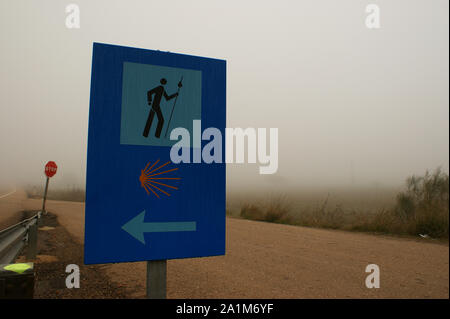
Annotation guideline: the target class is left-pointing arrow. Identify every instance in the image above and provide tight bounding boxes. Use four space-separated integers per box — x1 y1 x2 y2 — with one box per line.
121 210 196 244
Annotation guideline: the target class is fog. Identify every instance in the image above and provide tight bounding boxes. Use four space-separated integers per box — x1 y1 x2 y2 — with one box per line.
0 0 448 192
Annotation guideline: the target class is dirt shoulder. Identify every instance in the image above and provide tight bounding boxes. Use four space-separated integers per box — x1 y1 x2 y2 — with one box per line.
22 198 449 298
19 212 127 298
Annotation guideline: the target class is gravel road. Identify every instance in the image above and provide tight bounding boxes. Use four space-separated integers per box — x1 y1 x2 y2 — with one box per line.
20 198 450 299
0 188 25 229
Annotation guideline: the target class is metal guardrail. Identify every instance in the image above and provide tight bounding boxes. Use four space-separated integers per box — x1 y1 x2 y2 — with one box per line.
0 212 40 264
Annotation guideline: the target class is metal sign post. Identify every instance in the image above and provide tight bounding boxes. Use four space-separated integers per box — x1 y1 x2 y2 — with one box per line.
41 176 49 214
146 260 167 299
42 161 57 215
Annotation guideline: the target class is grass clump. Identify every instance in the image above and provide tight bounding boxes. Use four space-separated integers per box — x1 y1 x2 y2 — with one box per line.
26 185 86 202
393 168 448 238
240 195 291 223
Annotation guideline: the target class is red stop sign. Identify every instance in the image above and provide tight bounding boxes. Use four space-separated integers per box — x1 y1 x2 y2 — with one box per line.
45 161 58 178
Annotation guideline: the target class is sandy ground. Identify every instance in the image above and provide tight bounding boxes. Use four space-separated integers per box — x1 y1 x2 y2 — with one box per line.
17 212 127 299
21 197 449 299
0 188 26 229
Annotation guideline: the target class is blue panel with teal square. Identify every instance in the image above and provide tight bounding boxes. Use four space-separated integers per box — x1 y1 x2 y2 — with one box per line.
85 43 226 264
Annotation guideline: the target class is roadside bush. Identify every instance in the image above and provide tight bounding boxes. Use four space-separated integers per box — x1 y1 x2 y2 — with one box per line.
26 185 86 202
264 195 291 223
240 195 292 223
237 168 449 239
394 168 449 237
240 204 265 221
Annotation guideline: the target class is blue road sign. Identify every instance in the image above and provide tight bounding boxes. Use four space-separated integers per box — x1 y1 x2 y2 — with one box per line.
85 43 226 264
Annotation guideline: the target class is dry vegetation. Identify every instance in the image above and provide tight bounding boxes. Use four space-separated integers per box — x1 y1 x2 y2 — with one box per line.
236 168 449 239
26 185 85 202
23 169 449 238
240 194 292 224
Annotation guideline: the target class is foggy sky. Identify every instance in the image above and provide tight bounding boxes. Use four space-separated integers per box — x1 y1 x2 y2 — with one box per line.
0 0 448 191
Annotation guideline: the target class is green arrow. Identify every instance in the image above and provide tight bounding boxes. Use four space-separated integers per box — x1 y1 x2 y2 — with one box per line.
121 210 196 244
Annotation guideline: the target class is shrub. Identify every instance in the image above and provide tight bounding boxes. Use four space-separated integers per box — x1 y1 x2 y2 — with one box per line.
240 195 292 223
236 168 449 239
394 168 449 237
264 195 291 223
240 204 265 221
26 185 86 202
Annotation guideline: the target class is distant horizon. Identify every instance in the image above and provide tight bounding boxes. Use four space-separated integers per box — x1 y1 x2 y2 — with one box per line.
1 163 446 191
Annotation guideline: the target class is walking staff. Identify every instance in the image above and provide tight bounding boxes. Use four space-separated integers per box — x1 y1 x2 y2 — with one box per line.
164 76 183 138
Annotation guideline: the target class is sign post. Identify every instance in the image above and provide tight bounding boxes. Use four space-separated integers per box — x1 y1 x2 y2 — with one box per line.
146 260 167 299
42 161 57 215
85 43 226 299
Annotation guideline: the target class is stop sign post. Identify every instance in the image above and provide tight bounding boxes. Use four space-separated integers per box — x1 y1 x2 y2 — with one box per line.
42 161 57 214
